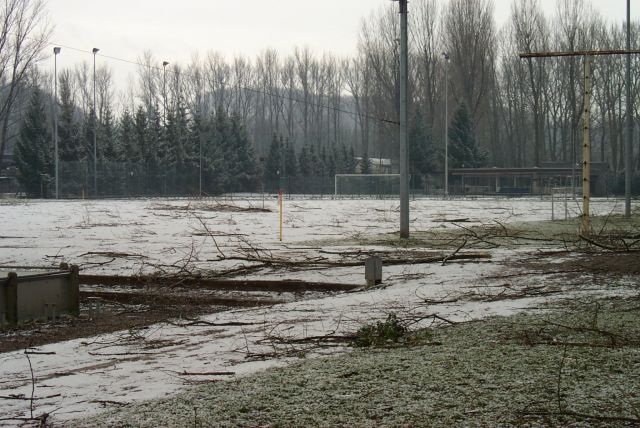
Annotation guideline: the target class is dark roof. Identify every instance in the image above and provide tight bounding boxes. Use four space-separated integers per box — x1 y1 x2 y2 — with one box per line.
449 165 607 177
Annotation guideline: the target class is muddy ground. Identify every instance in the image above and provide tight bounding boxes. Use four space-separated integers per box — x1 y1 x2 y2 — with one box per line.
80 257 640 427
0 285 284 353
2 250 637 354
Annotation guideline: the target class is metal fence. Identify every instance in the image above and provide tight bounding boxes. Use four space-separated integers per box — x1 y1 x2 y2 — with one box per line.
6 160 638 199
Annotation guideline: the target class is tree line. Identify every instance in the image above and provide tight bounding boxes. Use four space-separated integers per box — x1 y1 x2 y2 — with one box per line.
4 0 640 197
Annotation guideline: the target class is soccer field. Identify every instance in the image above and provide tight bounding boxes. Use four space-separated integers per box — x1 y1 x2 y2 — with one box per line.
0 195 637 424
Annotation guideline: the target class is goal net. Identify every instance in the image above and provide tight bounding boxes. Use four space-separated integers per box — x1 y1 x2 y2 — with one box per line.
334 174 401 198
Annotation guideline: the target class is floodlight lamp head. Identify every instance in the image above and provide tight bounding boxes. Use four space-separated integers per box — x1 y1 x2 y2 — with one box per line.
442 52 450 61
163 61 169 67
92 48 99 54
53 47 61 54
390 0 408 13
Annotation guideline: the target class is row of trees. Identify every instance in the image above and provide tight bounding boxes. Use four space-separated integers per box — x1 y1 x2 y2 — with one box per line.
16 72 480 196
356 0 640 174
263 135 358 182
15 76 261 196
5 0 640 197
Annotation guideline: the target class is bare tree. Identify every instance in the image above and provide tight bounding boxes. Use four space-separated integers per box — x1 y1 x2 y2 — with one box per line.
0 0 51 167
358 4 399 159
552 0 591 165
592 19 625 170
136 50 161 114
73 62 91 116
204 51 231 113
343 53 372 156
412 0 441 130
95 65 114 123
444 0 495 122
510 0 549 166
294 46 313 146
255 48 282 152
498 27 530 166
232 55 254 123
281 56 296 139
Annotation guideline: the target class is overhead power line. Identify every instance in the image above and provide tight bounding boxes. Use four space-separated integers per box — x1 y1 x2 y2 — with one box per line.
519 49 640 58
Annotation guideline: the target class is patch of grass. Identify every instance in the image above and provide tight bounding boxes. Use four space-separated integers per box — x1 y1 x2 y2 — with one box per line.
310 211 640 251
351 314 408 347
81 296 640 427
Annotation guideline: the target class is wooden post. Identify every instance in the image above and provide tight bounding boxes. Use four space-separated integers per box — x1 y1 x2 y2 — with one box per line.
581 55 591 235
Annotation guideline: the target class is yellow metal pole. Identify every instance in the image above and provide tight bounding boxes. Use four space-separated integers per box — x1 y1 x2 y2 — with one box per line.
581 55 591 235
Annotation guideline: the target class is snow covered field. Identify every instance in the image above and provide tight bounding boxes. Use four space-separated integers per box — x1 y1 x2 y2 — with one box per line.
0 195 635 425
1 195 626 276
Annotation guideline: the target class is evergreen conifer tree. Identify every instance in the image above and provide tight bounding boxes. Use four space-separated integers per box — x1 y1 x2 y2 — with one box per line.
409 108 436 179
187 108 207 194
165 99 195 194
284 137 297 177
326 147 337 177
319 145 328 177
131 106 148 194
100 105 117 162
98 104 118 195
228 113 257 192
146 103 162 193
58 72 81 163
335 144 346 174
345 146 357 173
80 108 97 194
265 133 282 184
360 149 371 174
199 111 223 195
309 144 321 176
448 103 487 168
197 105 232 195
118 109 136 162
14 86 52 197
209 105 232 192
298 144 311 177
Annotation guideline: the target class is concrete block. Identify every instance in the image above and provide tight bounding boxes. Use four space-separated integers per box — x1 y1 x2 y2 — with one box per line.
365 257 382 287
1 266 80 325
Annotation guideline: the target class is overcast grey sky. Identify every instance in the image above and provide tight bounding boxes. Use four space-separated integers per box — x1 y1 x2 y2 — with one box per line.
46 0 639 86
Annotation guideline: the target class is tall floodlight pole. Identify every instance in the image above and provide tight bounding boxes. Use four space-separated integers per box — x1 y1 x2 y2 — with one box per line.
625 0 632 217
393 0 409 238
92 48 99 198
53 47 61 199
443 52 449 197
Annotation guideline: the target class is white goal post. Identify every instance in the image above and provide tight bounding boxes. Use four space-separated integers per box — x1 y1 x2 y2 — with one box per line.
334 174 402 198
